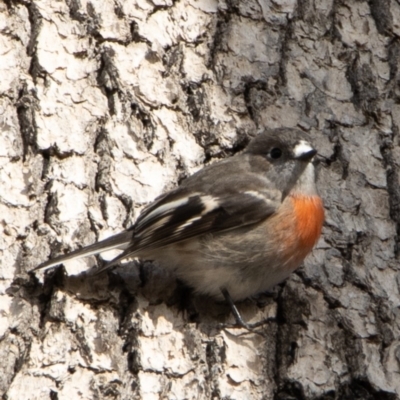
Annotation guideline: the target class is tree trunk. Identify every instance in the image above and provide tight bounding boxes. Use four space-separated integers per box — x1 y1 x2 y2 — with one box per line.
1 0 399 399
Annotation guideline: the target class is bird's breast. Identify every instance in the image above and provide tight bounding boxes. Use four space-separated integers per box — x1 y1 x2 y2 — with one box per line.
289 194 324 255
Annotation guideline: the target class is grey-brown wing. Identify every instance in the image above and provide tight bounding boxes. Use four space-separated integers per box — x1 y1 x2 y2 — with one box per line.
94 176 280 273
35 170 280 274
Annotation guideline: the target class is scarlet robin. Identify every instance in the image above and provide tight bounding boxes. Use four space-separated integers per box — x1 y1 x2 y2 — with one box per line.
34 128 324 326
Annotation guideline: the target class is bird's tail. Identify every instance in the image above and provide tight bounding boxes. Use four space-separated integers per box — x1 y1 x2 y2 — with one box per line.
33 231 133 272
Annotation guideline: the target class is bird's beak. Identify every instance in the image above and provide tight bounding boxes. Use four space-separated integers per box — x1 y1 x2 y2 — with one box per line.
293 142 317 161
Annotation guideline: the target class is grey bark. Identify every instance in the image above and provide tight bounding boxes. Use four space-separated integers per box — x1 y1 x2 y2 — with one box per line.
1 0 399 399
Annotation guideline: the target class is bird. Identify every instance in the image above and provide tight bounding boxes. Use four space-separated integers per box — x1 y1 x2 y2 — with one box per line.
34 127 324 327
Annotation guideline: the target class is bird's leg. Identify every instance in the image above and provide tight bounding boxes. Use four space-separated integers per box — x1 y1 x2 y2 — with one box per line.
220 288 274 335
220 288 248 328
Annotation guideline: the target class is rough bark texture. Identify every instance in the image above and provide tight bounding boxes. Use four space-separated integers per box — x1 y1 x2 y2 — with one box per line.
1 0 400 399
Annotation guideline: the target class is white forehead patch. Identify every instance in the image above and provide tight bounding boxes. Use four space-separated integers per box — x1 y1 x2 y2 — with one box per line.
293 140 314 158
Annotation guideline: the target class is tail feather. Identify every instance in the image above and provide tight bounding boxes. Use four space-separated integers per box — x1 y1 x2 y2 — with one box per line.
90 247 136 276
33 231 133 272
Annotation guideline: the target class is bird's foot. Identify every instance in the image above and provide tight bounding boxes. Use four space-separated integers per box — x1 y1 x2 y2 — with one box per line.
220 288 275 337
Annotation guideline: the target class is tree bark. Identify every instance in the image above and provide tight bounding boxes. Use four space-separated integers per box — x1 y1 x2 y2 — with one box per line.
1 0 400 399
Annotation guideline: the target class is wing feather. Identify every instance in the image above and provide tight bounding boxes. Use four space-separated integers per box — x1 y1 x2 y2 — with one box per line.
35 165 281 275
92 182 279 274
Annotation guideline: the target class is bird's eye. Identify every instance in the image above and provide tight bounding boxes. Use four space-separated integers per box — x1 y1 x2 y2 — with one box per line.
270 148 282 159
